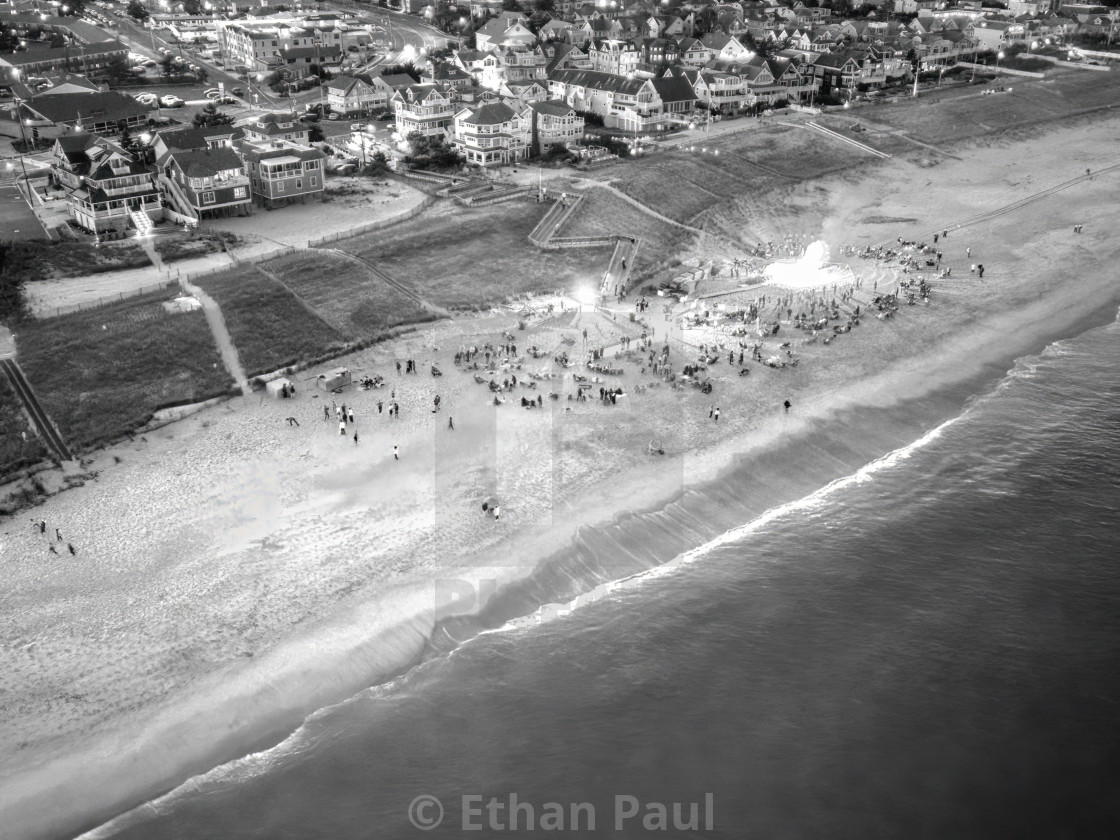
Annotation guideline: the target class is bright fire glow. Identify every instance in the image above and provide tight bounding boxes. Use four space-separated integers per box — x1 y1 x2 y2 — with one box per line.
574 286 597 306
763 241 855 290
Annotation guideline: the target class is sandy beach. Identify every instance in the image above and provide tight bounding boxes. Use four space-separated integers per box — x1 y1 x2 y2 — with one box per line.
3 114 1120 840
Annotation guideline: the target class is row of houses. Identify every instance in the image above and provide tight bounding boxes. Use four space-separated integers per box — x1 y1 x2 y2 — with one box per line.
0 12 128 85
45 106 328 235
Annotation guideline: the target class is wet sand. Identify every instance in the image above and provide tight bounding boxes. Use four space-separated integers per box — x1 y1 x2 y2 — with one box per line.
2 117 1120 840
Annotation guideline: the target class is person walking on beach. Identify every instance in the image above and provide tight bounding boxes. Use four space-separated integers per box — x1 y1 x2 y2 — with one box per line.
67 543 76 556
323 405 330 421
353 431 359 446
448 416 455 430
714 407 720 422
48 544 58 555
977 264 985 279
393 445 399 461
784 400 792 412
38 519 46 535
55 528 62 542
396 361 401 375
348 408 355 424
378 400 383 415
339 420 346 436
709 404 714 418
966 247 972 259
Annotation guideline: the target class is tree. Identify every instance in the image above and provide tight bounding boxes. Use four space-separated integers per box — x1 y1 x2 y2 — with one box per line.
127 0 150 22
159 53 177 77
308 124 325 143
501 0 523 11
194 65 209 84
182 0 202 13
60 0 86 17
118 124 135 150
193 102 234 127
381 63 421 82
104 54 132 85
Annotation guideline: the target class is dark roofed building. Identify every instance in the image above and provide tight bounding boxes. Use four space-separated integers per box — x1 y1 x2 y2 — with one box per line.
19 91 149 139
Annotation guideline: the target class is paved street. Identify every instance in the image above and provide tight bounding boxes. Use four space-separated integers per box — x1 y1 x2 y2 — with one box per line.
0 184 49 241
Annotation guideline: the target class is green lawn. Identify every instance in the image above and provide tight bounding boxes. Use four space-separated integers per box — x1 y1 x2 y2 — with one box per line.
154 231 239 264
261 249 433 338
0 374 47 475
15 291 232 451
197 266 347 377
337 200 612 309
6 240 151 282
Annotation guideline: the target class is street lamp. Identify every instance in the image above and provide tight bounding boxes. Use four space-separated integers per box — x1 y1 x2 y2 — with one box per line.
995 49 1005 72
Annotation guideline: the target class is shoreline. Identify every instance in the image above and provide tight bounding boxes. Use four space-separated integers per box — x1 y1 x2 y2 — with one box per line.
3 115 1120 840
67 287 1120 840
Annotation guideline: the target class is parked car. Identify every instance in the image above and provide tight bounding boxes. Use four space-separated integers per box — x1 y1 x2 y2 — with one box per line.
232 87 244 96
216 96 237 105
160 95 185 108
134 92 158 105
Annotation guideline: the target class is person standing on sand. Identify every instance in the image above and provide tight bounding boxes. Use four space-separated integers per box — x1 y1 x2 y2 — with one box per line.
39 520 46 534
978 264 985 278
68 543 76 556
378 401 383 414
55 528 62 542
709 404 714 418
714 407 720 422
339 420 346 436
348 408 355 424
393 445 399 461
784 400 792 412
323 405 330 421
353 432 359 446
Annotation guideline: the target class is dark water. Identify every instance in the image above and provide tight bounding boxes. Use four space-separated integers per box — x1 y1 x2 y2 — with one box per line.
89 313 1120 840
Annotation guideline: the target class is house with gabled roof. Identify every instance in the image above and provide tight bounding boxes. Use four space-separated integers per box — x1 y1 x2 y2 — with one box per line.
588 38 642 75
529 99 585 155
49 134 162 235
159 146 252 220
451 102 530 166
663 66 711 109
392 84 455 140
475 17 537 52
699 31 755 61
639 37 682 70
499 79 550 108
548 68 664 132
651 72 698 117
327 73 396 115
677 36 714 67
421 62 473 92
544 42 593 75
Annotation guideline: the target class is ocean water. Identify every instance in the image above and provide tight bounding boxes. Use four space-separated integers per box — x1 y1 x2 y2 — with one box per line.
85 311 1120 840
